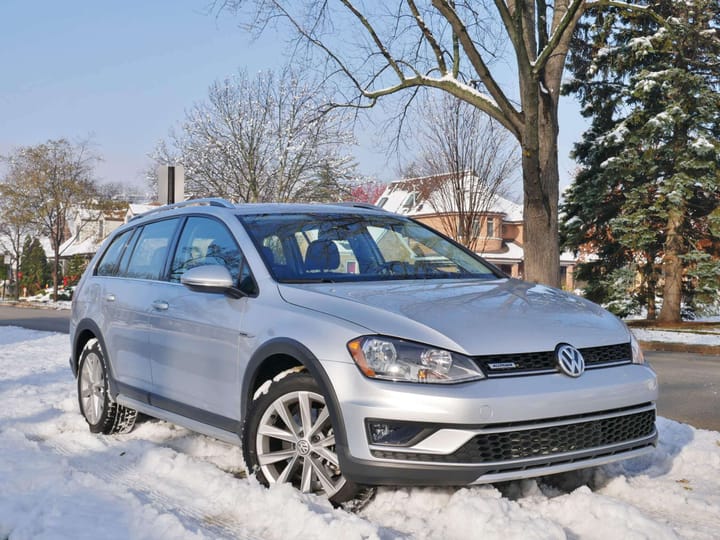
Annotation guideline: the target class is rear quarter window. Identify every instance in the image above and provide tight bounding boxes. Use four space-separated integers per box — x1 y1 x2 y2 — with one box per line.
95 229 134 277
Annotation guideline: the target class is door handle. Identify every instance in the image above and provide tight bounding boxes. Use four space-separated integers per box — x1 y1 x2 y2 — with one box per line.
105 294 116 302
151 300 169 311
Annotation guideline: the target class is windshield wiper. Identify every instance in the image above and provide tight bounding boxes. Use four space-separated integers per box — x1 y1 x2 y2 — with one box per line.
280 278 337 284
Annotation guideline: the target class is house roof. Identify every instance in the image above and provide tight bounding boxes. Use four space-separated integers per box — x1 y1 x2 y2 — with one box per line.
377 173 523 222
58 235 101 258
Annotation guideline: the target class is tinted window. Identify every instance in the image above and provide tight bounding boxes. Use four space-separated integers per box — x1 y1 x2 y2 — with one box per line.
240 213 497 283
170 217 243 283
96 229 134 277
124 219 179 281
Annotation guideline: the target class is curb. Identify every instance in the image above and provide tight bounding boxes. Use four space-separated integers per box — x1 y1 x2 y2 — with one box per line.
639 340 720 356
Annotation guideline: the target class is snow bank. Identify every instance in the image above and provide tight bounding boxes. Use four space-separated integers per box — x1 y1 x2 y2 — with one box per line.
632 328 720 346
1 327 719 539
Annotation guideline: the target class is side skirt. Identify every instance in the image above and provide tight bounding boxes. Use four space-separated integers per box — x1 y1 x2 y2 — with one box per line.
116 395 242 446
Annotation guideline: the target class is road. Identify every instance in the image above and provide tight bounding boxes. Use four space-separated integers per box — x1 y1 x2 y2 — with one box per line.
0 304 70 333
648 350 720 432
1 305 718 431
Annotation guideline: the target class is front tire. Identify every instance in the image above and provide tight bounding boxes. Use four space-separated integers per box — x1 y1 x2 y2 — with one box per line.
77 339 137 434
242 372 359 504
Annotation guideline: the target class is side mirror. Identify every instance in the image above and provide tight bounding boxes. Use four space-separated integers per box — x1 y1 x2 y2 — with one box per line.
181 265 244 297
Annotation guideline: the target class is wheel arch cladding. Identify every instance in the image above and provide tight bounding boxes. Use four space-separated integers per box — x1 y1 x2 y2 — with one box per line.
72 319 119 397
242 338 350 452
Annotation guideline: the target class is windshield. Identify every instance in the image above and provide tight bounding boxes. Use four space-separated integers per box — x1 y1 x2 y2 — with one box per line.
239 212 499 283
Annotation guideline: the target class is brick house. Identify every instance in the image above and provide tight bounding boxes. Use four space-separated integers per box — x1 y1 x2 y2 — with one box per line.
375 174 578 290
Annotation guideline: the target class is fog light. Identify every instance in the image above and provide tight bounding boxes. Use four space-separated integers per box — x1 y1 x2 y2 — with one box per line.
366 420 427 446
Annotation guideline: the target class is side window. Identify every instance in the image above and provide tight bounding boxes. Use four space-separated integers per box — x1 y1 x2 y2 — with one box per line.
169 217 243 283
124 219 179 281
96 229 134 277
368 225 415 263
262 235 288 265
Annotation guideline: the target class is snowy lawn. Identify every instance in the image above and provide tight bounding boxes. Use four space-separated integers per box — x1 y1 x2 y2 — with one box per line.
1 328 719 540
631 328 720 346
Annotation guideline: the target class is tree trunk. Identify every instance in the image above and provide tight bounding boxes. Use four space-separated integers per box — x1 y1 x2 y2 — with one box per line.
521 84 561 287
52 246 60 302
658 209 683 322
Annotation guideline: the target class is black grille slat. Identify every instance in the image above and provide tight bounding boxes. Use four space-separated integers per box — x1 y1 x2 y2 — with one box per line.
476 342 632 376
372 409 655 464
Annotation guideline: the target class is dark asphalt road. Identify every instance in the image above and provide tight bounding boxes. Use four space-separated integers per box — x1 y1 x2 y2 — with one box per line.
647 350 720 432
0 304 70 333
1 305 718 431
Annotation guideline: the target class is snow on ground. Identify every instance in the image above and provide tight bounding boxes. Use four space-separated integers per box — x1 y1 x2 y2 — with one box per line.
631 328 720 346
1 328 720 540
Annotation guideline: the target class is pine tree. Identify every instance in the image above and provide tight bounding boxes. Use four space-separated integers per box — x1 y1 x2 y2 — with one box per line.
65 255 87 286
562 0 720 322
19 237 50 296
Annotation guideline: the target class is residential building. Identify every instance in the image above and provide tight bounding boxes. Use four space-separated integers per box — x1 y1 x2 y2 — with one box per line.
376 173 578 289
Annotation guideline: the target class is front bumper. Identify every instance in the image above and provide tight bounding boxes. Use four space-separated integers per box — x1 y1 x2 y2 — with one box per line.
322 361 658 486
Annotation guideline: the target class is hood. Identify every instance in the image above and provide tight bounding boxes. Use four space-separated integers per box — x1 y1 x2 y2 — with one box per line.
277 278 630 356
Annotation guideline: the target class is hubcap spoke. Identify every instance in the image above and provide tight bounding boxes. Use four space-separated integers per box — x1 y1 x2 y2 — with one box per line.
308 455 337 495
306 406 329 440
258 448 298 466
297 391 313 437
273 400 300 438
300 455 314 492
311 445 339 468
276 454 300 484
258 423 297 444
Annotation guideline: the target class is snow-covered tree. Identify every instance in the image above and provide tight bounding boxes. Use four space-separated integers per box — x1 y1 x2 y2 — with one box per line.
151 67 357 203
215 0 632 287
563 0 720 322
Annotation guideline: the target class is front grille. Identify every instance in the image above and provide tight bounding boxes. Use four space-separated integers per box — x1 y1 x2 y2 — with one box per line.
371 408 655 464
476 342 632 377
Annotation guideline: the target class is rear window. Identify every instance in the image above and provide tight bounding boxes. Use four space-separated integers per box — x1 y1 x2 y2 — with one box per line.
95 229 134 277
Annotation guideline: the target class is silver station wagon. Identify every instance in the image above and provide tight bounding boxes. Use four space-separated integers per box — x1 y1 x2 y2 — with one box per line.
70 198 658 504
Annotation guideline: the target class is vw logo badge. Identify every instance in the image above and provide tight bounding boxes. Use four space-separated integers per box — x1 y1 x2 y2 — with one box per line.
556 344 585 377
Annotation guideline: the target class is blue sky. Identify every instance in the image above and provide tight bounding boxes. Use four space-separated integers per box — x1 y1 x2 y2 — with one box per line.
1 1 586 191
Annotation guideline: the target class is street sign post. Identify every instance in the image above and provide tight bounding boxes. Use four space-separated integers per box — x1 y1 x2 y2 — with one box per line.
157 165 185 205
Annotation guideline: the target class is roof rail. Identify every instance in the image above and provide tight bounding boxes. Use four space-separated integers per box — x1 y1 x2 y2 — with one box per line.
331 201 389 212
130 198 235 221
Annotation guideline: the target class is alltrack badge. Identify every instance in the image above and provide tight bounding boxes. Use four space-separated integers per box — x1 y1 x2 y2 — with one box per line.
556 344 585 377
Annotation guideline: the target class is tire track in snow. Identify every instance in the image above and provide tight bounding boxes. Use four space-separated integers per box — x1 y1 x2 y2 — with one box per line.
26 432 263 540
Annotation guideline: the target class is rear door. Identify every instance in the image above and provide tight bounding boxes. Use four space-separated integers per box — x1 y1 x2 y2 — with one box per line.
103 218 180 398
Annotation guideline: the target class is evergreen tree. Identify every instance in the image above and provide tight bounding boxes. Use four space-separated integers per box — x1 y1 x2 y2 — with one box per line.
19 237 50 296
563 0 720 322
65 255 87 286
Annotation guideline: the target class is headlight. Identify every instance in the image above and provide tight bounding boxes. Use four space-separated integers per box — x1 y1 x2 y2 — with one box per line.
630 332 645 364
347 336 485 384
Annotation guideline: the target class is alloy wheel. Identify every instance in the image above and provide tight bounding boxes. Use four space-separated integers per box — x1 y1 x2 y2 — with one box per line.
256 389 346 498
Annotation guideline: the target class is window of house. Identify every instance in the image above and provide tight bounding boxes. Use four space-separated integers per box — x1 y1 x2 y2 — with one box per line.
487 218 495 238
471 218 481 238
401 192 416 210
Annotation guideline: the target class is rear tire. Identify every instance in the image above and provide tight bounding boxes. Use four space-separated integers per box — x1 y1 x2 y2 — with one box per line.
77 339 137 434
242 371 359 504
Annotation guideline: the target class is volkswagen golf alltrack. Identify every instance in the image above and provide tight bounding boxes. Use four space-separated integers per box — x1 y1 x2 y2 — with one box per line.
70 198 658 503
